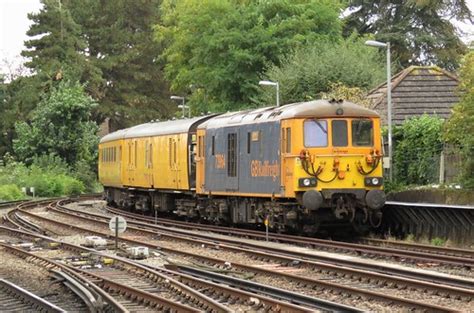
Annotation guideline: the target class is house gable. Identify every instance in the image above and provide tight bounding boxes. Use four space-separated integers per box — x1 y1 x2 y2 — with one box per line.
367 66 459 125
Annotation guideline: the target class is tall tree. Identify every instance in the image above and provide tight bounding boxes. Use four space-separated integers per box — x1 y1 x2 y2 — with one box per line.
343 0 472 70
21 0 101 88
0 76 43 157
157 0 343 112
69 0 172 128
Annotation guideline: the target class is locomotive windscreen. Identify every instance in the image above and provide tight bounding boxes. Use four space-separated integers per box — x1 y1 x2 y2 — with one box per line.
352 119 374 146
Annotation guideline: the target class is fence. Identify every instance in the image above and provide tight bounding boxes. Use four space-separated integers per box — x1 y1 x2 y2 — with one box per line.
384 143 464 185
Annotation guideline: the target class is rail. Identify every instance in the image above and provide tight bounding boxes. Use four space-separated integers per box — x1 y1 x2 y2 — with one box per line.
0 278 65 313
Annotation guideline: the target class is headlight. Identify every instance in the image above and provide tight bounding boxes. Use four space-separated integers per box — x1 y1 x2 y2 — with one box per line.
299 177 317 187
365 177 383 186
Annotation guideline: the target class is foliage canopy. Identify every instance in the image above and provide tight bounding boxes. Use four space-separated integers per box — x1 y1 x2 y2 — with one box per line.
344 0 472 70
259 36 386 105
444 52 474 188
157 0 343 112
393 115 444 185
13 80 99 168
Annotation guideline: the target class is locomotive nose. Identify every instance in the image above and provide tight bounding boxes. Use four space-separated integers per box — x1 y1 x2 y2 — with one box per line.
302 190 323 210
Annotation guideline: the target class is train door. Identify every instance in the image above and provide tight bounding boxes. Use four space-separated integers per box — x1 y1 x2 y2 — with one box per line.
188 133 197 189
144 139 154 187
225 129 239 191
126 139 137 185
169 137 179 189
175 136 181 189
196 130 206 192
280 120 294 197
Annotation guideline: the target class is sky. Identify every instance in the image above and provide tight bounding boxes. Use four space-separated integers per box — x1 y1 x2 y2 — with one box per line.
0 0 42 74
1 0 474 76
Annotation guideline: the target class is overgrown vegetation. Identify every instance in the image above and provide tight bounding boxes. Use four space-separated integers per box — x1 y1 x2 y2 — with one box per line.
444 52 474 189
0 155 101 201
393 115 444 186
0 80 100 201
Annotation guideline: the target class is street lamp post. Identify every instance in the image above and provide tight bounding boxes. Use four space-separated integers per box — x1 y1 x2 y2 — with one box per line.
259 80 280 107
365 40 392 181
170 95 190 118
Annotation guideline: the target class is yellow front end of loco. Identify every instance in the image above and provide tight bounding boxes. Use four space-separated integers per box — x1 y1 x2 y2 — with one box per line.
281 117 385 217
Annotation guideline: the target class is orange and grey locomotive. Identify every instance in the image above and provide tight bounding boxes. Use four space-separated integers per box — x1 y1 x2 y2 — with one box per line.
99 100 385 234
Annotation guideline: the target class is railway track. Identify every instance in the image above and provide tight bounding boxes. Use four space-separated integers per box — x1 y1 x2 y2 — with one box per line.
0 225 354 312
9 199 472 311
45 201 474 289
0 278 65 312
102 204 474 266
0 199 27 209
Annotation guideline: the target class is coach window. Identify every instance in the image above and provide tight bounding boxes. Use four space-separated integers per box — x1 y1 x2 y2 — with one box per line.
352 119 373 146
332 120 348 147
304 119 328 147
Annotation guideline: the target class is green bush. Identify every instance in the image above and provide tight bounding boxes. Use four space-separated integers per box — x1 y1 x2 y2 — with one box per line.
393 115 444 186
0 184 24 201
60 175 85 196
73 159 99 193
0 159 88 198
444 52 474 189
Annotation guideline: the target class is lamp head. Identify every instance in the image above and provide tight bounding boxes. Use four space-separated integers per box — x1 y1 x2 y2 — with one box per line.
365 40 388 48
259 80 277 86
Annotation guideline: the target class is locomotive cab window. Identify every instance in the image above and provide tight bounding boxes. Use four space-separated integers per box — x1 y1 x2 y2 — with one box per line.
304 119 327 147
332 120 348 147
352 119 373 146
